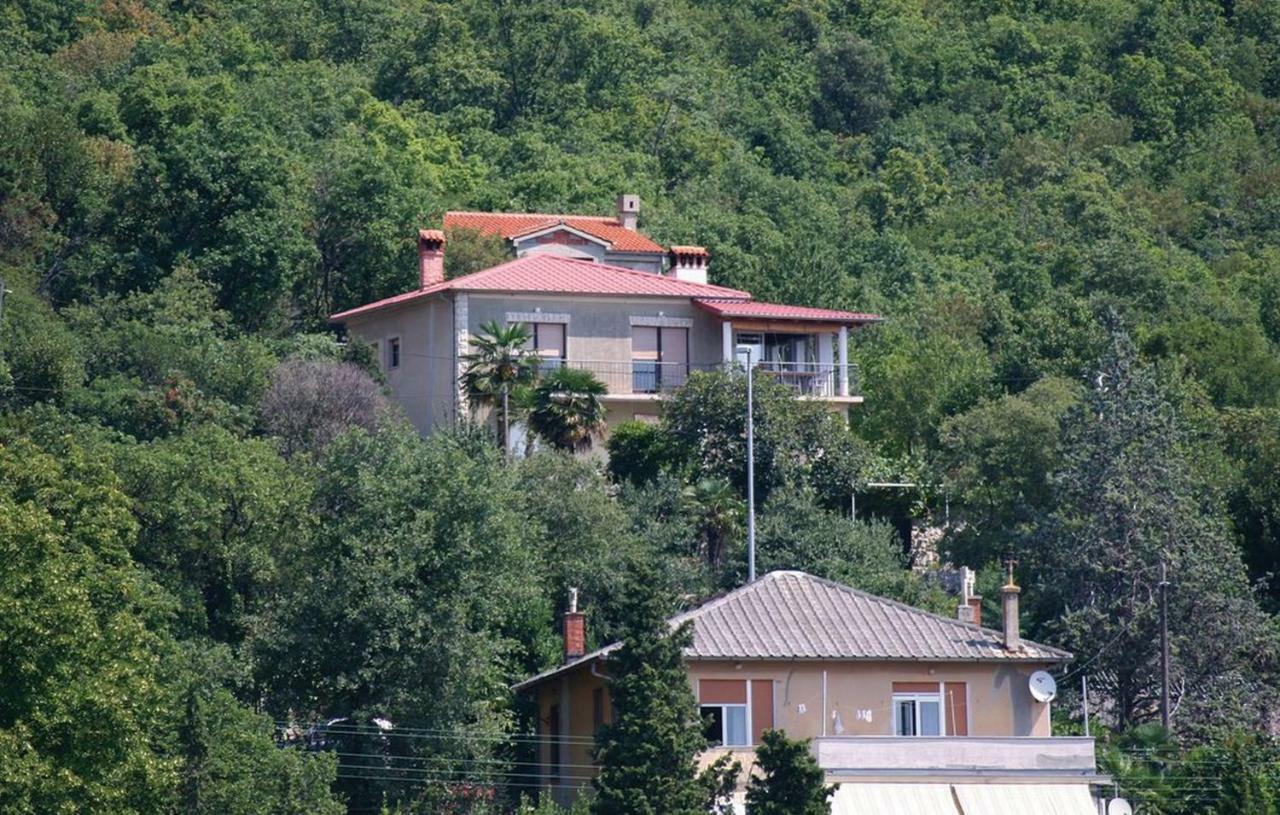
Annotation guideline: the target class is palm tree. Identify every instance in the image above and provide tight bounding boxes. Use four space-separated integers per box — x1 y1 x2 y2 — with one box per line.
528 366 608 453
459 320 539 451
681 477 744 570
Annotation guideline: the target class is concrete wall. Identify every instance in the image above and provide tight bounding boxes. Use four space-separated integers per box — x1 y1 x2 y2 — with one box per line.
531 656 1058 802
467 293 725 369
344 296 457 435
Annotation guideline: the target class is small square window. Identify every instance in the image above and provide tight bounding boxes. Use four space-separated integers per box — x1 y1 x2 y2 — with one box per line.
387 337 400 369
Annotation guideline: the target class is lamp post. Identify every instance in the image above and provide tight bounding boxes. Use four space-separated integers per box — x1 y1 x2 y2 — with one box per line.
737 348 756 583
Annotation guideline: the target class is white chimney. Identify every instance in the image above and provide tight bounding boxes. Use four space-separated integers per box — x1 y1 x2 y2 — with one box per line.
669 246 709 285
1001 562 1021 652
616 194 639 231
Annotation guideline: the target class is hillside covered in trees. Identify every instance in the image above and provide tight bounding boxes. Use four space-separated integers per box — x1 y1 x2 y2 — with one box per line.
4 0 1280 812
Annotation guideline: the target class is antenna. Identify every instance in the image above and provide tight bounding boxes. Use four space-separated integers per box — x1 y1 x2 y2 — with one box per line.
1107 799 1133 815
1029 671 1058 703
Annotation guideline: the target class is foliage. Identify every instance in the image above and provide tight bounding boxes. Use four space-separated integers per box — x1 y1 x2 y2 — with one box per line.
936 376 1082 567
259 357 389 457
660 369 862 505
591 565 728 815
0 436 174 814
256 424 543 812
744 730 835 815
605 420 677 486
527 366 608 453
460 320 538 450
5 0 1280 809
1027 327 1278 737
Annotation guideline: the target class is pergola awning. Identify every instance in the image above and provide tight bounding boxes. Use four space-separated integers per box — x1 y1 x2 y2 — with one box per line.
828 783 1098 815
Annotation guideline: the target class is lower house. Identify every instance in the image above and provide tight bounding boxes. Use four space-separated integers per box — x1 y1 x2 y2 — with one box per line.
513 571 1105 814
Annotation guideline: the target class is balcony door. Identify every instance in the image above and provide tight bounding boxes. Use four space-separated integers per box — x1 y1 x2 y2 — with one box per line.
632 326 688 393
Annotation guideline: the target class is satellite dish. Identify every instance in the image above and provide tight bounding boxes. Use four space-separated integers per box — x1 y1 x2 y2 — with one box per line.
1029 670 1058 703
1107 799 1133 815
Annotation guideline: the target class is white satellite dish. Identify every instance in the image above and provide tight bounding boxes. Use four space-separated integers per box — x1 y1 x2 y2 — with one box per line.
1029 670 1058 703
1107 798 1133 815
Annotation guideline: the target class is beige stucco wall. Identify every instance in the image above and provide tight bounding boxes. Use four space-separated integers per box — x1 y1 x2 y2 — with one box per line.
532 656 1057 801
344 296 457 435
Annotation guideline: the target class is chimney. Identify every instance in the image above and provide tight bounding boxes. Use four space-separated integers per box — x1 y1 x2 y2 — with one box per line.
563 588 585 663
956 566 982 627
669 246 709 285
1001 561 1021 652
616 194 639 231
418 229 446 288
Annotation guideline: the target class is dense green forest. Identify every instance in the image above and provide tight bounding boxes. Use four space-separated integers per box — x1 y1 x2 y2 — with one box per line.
4 0 1280 811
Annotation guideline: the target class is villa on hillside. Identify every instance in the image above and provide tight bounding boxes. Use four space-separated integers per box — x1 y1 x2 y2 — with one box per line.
515 571 1106 814
329 195 880 439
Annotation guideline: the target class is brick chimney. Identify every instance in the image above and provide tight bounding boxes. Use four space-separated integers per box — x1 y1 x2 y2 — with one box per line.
669 246 709 285
1001 561 1021 652
563 588 585 663
616 194 639 231
418 229 446 288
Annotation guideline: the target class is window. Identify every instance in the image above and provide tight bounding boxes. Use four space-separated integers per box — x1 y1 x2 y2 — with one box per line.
893 691 943 737
631 326 688 392
387 337 400 370
701 704 749 747
523 322 566 372
699 679 750 747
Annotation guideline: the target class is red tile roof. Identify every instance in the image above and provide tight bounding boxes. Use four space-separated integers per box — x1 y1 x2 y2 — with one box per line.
444 211 665 253
693 299 882 324
329 255 751 321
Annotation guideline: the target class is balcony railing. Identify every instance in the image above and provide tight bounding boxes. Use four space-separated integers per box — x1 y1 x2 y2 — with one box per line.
811 736 1099 779
543 359 859 399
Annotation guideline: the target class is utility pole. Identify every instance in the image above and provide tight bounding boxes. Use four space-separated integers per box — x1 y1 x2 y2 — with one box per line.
1159 560 1171 733
501 384 510 456
738 348 756 583
1081 675 1090 737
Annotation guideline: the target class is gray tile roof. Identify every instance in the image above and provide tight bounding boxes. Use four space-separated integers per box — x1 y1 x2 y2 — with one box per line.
513 571 1071 691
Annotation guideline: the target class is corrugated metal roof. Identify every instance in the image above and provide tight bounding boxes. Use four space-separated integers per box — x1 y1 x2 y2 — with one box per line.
513 572 1071 691
330 255 751 321
694 298 882 324
445 211 665 253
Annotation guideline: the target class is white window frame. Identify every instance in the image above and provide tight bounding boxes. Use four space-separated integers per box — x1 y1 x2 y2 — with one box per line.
891 687 945 737
699 681 753 747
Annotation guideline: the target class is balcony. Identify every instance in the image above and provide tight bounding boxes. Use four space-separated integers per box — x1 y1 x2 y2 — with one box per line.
546 360 860 401
812 736 1100 782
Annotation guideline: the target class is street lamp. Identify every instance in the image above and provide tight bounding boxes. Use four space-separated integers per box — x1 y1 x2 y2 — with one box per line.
736 347 756 583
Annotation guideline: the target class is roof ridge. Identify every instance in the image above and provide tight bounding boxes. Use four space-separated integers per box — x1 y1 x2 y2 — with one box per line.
446 210 620 222
761 570 1068 658
448 254 752 298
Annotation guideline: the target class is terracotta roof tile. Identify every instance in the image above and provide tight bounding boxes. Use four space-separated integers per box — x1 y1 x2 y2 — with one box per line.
330 255 750 321
445 211 665 253
694 299 881 324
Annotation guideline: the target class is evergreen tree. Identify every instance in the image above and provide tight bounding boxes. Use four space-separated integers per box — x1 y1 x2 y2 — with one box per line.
591 566 729 815
1028 321 1278 736
744 730 834 815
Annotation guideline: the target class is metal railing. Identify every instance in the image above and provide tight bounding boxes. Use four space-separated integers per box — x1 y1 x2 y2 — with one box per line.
540 359 858 398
